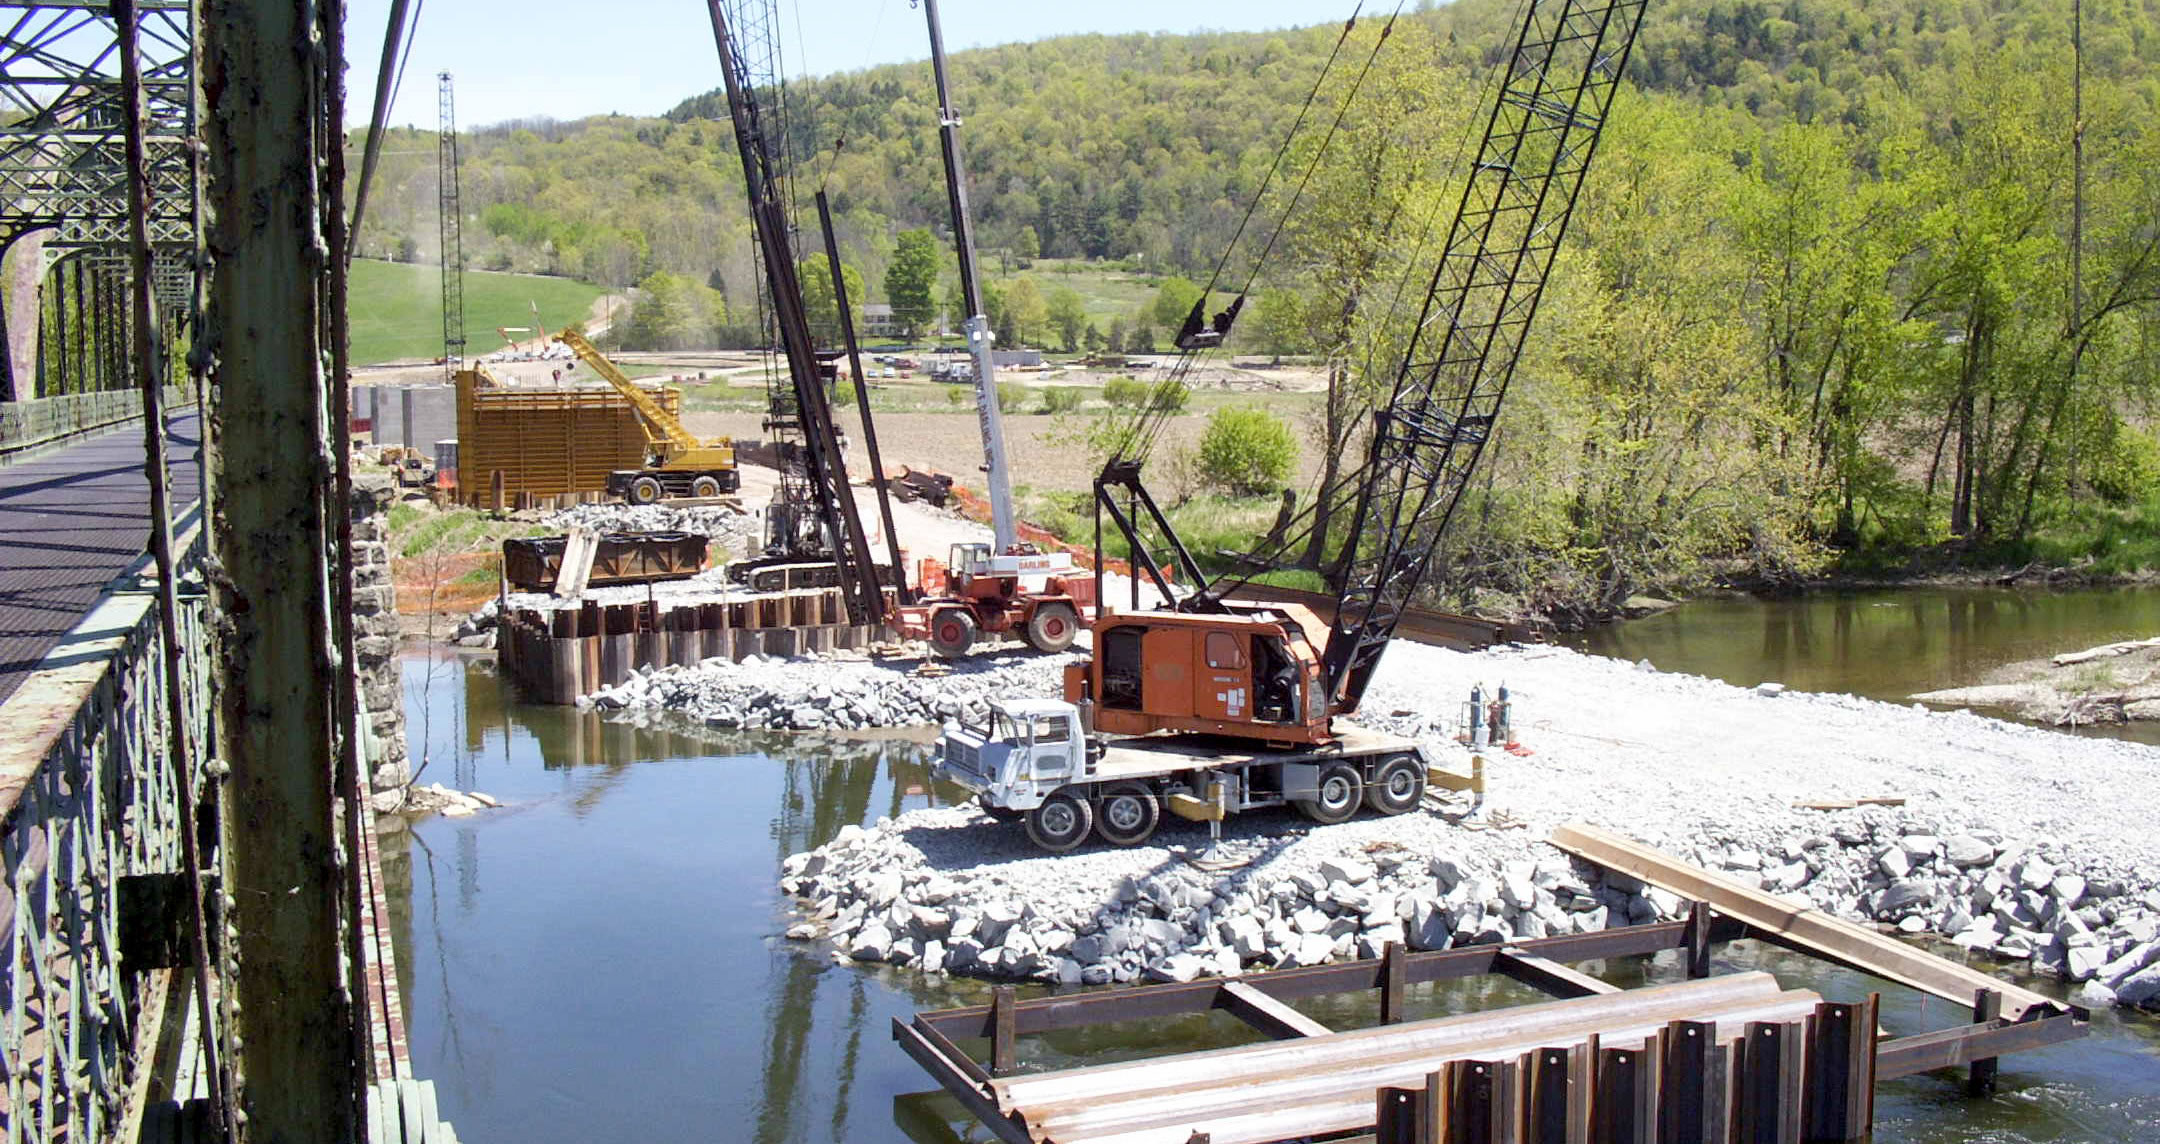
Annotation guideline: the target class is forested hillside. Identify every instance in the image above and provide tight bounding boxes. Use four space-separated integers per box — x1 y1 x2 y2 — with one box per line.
349 0 2160 616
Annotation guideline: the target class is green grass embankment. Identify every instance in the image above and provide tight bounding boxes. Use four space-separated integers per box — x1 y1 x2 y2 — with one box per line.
348 258 608 366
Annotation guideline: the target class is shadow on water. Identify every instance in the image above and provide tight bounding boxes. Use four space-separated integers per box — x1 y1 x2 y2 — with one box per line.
387 651 2160 1144
1570 585 2160 745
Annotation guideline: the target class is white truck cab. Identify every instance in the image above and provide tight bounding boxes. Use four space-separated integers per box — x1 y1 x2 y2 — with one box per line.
934 698 1089 813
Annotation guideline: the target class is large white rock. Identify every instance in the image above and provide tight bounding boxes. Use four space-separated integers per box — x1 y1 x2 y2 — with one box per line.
1359 923 1407 959
1944 835 1996 868
1319 856 1376 886
2117 964 2160 1008
1898 835 1942 861
1289 933 1336 968
2100 941 2160 988
2066 944 2109 983
862 870 905 908
976 902 1023 946
848 922 895 963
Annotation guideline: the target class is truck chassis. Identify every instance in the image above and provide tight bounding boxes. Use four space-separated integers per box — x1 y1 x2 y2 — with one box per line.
936 700 1442 852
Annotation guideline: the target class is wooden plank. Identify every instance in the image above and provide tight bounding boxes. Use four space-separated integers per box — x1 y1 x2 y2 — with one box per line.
1686 901 1713 980
1551 823 2061 1021
996 975 1797 1112
1594 1040 1649 1144
1791 796 1905 811
1218 980 1332 1040
1373 1084 1430 1144
1496 948 1620 998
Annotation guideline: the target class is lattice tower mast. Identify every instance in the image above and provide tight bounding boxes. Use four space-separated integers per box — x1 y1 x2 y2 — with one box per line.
437 71 464 381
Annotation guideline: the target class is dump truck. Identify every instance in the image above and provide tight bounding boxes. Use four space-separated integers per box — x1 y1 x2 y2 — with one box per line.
558 328 740 503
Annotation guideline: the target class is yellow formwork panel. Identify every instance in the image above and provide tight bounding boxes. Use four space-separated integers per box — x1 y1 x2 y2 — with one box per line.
454 372 683 505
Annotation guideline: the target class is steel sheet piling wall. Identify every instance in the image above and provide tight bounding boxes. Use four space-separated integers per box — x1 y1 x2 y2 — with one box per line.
499 588 893 703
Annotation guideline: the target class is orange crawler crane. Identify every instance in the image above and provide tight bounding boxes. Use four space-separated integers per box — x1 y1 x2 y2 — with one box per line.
935 0 1647 849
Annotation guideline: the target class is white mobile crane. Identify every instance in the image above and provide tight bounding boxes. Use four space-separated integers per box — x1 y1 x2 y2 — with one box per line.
884 0 1090 657
937 0 1649 851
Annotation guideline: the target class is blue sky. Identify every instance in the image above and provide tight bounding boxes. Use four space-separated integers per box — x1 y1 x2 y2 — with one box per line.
345 0 1350 129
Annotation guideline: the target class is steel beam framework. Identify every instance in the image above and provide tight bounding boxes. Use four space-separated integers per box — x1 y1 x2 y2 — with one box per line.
0 0 198 398
0 0 195 245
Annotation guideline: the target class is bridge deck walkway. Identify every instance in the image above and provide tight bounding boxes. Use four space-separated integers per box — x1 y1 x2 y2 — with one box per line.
0 412 202 706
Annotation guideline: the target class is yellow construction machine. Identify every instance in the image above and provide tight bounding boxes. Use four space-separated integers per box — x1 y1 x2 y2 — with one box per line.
558 328 739 503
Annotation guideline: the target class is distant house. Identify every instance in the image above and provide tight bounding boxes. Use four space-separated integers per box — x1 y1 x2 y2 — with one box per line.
861 303 898 338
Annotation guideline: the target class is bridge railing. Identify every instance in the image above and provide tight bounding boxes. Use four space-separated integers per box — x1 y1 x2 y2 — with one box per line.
0 507 209 1140
0 387 193 462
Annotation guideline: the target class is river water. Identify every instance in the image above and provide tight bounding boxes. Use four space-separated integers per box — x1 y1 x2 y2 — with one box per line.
387 627 2160 1143
1570 584 2160 745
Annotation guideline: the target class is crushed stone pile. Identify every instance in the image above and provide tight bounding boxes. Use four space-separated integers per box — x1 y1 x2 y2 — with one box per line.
582 650 1075 732
771 640 2160 1010
545 501 758 547
781 802 1565 986
782 798 2160 1010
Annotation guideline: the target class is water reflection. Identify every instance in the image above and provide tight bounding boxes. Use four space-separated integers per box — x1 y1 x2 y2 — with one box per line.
1574 585 2160 744
392 652 2159 1144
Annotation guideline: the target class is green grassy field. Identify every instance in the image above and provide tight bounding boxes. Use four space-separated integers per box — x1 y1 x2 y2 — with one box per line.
1022 258 1166 329
347 258 608 366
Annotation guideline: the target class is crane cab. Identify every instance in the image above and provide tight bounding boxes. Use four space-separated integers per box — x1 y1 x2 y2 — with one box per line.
1066 605 1334 746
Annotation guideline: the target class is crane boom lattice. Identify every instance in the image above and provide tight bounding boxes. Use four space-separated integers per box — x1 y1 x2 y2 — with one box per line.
437 71 464 381
707 0 885 624
1321 0 1648 713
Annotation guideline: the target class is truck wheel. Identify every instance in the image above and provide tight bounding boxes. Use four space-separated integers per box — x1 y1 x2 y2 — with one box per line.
1025 602 1079 652
719 470 741 492
928 609 977 658
628 475 664 505
1094 783 1159 847
1364 755 1426 816
1025 793 1093 853
976 793 1023 824
1296 761 1363 825
691 475 722 498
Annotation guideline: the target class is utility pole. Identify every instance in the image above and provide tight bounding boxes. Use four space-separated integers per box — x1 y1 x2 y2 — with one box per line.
921 0 1015 551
